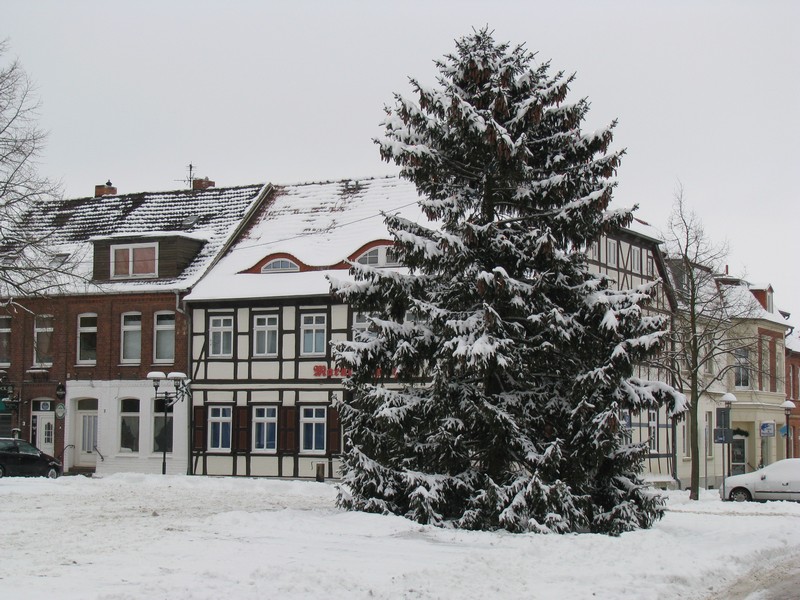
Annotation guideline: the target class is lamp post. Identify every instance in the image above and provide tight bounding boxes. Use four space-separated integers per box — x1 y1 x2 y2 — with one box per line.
720 392 737 500
781 399 795 460
147 371 190 475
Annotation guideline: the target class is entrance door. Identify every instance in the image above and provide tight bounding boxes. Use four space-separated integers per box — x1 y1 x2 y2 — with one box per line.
75 398 98 469
731 438 747 475
36 413 55 457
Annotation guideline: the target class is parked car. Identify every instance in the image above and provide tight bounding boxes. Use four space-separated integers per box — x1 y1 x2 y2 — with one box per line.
721 458 800 502
0 438 61 479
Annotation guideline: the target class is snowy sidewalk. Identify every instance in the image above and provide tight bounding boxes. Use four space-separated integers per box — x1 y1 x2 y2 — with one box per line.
1 474 798 599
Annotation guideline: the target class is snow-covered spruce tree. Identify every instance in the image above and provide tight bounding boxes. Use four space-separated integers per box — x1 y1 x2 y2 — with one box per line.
330 29 684 535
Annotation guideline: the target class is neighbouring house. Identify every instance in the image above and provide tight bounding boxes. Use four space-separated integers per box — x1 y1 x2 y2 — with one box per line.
0 179 269 475
184 177 429 479
784 331 800 459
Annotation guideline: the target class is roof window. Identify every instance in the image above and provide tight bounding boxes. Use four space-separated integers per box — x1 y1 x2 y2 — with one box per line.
261 259 299 273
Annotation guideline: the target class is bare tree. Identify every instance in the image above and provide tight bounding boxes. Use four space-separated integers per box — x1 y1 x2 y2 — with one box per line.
0 40 69 298
661 186 760 500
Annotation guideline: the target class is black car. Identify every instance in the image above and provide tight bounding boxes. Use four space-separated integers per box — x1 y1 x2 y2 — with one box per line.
0 438 61 478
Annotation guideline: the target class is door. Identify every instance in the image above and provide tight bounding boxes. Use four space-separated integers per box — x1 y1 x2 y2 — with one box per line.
36 413 55 457
75 398 98 469
731 438 746 475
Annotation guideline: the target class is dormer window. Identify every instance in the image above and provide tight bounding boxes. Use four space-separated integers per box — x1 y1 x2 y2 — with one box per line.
356 245 401 267
261 259 299 273
111 242 158 278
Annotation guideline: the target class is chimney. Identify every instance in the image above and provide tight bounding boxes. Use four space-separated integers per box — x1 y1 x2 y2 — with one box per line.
192 177 215 191
94 180 117 197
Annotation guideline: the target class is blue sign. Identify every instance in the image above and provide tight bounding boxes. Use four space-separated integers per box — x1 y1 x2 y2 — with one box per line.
760 422 776 438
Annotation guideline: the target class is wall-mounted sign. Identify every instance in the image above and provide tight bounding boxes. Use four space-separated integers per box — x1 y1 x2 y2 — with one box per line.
55 403 66 419
760 421 775 438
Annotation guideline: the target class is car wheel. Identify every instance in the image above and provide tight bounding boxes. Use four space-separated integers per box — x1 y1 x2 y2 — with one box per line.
0 465 4 478
46 467 59 479
730 487 752 502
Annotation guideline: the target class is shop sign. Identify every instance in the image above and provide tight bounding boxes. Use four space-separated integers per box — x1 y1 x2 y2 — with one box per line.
760 421 775 438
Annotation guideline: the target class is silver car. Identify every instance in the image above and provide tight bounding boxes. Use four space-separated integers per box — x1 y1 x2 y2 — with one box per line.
721 458 800 502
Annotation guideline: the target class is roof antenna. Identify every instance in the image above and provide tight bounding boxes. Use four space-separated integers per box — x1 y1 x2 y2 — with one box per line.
175 163 196 189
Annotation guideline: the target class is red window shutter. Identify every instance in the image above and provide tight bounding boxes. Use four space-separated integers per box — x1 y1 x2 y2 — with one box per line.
192 405 207 451
278 406 297 452
234 406 250 451
327 407 341 454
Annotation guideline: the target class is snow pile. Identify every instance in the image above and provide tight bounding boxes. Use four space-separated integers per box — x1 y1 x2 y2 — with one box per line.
1 474 798 599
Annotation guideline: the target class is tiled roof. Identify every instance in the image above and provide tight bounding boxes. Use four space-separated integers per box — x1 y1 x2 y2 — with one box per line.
187 176 428 301
3 183 268 296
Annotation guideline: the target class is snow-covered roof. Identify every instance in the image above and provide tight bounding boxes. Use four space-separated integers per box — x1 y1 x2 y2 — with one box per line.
2 183 268 296
623 217 663 244
187 177 428 302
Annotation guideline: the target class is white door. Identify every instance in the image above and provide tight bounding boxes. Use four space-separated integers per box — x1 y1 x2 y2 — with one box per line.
36 413 55 457
75 398 99 469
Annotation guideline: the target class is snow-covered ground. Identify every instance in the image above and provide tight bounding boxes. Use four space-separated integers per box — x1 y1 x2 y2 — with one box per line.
1 475 798 599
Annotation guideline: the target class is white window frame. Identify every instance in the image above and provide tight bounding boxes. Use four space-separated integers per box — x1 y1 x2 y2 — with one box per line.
300 406 326 454
252 406 278 453
261 258 299 273
208 315 234 358
33 314 54 366
734 348 750 388
705 410 714 459
646 254 655 277
0 315 10 366
208 406 232 451
119 398 140 453
120 312 142 364
606 239 617 267
110 242 159 279
356 245 401 268
153 311 175 364
253 314 279 357
77 313 98 365
631 247 642 273
301 313 327 357
352 312 371 337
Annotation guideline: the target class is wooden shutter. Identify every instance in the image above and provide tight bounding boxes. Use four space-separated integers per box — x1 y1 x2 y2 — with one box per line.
278 406 297 452
234 406 250 451
192 405 207 451
327 407 341 454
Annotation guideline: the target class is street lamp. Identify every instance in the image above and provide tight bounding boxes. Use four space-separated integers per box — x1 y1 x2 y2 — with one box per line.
781 399 795 459
720 392 737 500
147 371 190 475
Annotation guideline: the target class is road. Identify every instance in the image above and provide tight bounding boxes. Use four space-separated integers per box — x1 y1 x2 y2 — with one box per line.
707 551 800 599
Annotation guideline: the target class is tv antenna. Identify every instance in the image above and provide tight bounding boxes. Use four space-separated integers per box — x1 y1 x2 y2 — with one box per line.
175 163 196 189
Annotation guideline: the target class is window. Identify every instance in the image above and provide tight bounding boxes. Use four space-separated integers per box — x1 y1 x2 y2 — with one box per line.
705 411 713 458
34 315 54 366
648 410 658 451
120 313 142 363
43 421 54 445
209 406 232 450
357 248 379 266
356 245 401 268
253 314 279 357
154 312 175 363
209 315 234 358
111 242 158 278
646 254 655 277
253 406 278 452
588 240 599 260
77 313 98 364
153 398 173 453
682 421 691 458
120 398 140 452
300 406 326 453
631 247 642 273
606 239 617 267
261 259 299 273
352 312 370 336
0 316 10 365
734 348 750 388
301 314 327 356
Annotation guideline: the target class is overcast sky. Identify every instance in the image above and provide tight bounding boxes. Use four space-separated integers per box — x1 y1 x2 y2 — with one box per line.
5 1 799 318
